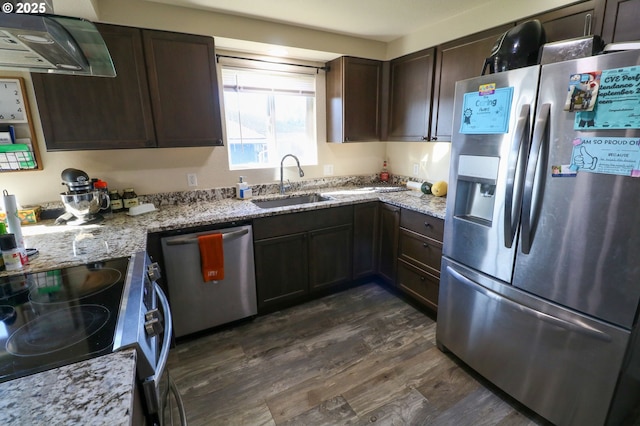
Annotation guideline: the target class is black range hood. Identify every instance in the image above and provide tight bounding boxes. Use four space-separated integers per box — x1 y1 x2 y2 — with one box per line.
0 13 116 77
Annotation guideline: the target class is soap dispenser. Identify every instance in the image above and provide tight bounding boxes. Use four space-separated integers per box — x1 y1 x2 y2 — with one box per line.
236 176 252 200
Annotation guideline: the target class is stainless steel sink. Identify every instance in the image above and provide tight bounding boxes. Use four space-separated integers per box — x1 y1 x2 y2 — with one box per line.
251 193 333 209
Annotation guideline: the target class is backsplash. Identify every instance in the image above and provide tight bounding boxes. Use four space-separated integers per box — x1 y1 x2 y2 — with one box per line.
36 174 416 212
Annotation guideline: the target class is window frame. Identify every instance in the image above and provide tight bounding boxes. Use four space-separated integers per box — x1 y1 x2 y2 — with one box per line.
218 57 323 171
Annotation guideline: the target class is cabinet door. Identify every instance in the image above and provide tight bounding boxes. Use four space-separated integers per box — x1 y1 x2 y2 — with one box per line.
387 48 436 141
602 0 640 43
522 1 597 42
397 260 440 312
142 30 223 147
353 202 380 279
398 229 443 278
430 25 512 142
377 203 400 284
326 56 382 142
254 233 308 313
309 224 353 292
32 24 156 150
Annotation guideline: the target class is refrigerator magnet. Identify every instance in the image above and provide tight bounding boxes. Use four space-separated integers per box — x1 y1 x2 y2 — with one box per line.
574 66 640 130
569 137 640 177
459 86 514 134
564 72 601 113
551 165 577 178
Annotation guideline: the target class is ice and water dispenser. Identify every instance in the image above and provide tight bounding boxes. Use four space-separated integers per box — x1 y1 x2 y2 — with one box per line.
453 155 500 226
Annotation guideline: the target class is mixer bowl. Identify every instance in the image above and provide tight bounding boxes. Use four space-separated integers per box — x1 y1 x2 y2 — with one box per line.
60 191 105 219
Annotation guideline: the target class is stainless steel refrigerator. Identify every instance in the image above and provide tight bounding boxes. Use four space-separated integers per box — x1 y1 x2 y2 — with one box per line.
437 49 640 426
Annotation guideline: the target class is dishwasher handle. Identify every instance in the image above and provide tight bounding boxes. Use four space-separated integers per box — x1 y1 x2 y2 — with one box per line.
164 228 248 245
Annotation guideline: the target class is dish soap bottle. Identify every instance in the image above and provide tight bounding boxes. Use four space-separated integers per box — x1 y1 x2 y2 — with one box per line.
236 176 252 200
380 160 390 183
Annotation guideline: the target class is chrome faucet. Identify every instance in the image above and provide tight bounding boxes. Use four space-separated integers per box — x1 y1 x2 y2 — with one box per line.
280 154 305 194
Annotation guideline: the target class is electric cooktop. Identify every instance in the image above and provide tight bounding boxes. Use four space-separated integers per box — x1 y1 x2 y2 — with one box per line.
0 257 130 384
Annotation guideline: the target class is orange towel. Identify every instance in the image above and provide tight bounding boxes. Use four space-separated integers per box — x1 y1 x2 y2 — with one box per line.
198 233 224 282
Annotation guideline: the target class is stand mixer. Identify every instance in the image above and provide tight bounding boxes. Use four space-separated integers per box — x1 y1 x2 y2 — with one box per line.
55 168 110 225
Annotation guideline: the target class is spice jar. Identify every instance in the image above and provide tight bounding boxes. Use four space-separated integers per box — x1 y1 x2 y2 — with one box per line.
109 189 124 213
122 188 139 211
0 234 25 271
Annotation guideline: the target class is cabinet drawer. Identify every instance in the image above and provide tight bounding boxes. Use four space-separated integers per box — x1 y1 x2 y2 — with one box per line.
397 260 439 311
400 209 444 241
398 229 442 276
254 206 352 240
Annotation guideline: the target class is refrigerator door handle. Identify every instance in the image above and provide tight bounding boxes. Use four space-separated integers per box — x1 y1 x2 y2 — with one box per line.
521 103 550 254
504 103 531 248
446 265 613 342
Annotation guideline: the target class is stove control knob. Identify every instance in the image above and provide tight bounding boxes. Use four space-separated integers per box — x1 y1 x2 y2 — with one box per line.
145 308 163 323
147 262 162 281
145 317 164 337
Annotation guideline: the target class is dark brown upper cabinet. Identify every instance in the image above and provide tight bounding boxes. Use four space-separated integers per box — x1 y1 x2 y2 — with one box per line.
142 30 223 148
32 24 156 150
521 1 598 42
601 0 640 43
32 24 223 151
326 56 383 143
386 48 436 142
430 24 512 143
322 2 609 145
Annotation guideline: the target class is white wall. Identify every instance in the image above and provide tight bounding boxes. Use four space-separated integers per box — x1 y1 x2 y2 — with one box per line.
1 0 579 206
386 0 583 58
1 66 386 205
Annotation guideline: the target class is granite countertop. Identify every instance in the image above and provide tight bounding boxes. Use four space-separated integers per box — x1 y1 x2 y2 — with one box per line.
0 184 447 424
4 186 447 278
0 350 138 425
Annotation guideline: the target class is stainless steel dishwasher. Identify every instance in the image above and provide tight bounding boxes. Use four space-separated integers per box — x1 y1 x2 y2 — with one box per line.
160 224 257 338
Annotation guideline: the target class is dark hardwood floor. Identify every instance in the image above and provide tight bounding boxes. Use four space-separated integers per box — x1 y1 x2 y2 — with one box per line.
167 283 549 425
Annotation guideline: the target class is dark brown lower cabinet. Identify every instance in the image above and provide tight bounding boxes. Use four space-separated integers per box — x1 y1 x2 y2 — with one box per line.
309 224 353 291
253 203 444 314
253 206 353 314
396 260 440 312
377 203 400 284
396 208 444 312
254 233 308 311
352 202 380 279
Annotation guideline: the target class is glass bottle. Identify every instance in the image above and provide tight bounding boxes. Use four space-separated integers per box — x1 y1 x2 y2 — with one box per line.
0 234 24 271
93 180 111 215
122 188 139 211
109 189 124 213
380 160 389 183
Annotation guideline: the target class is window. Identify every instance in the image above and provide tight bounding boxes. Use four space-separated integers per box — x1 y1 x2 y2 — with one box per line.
221 66 318 170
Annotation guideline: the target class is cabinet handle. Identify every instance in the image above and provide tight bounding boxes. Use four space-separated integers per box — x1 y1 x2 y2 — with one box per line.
431 136 437 141
420 276 426 281
583 13 592 36
423 243 429 248
421 136 428 141
424 222 432 229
